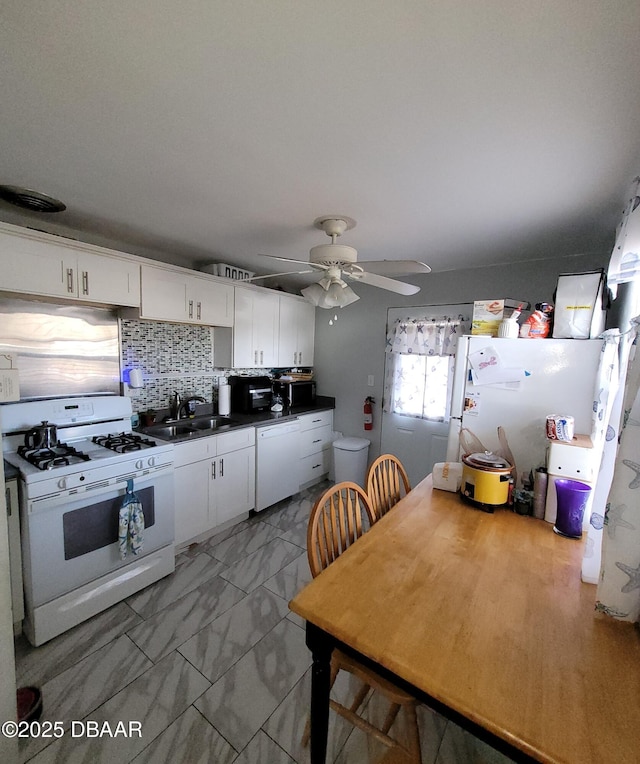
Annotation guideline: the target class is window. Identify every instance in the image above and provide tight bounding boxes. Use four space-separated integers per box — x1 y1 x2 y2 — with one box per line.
391 354 455 421
383 315 469 422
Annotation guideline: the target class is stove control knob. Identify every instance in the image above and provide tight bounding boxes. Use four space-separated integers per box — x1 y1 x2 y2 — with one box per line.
57 477 67 490
147 456 156 468
135 459 143 470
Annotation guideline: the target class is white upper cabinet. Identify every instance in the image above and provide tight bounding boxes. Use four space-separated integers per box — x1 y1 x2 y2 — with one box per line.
0 223 140 306
278 294 315 367
140 265 234 326
190 273 234 326
233 287 279 367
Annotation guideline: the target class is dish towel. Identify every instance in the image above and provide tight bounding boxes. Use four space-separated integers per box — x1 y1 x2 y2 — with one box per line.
118 479 144 560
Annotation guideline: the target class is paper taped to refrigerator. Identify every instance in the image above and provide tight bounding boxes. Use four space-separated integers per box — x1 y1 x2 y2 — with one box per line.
468 345 526 386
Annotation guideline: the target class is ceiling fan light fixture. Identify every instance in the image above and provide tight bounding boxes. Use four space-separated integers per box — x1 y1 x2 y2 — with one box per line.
301 283 326 306
301 281 360 309
332 283 360 307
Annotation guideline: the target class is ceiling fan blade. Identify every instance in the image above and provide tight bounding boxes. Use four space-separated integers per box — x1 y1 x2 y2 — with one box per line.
247 269 315 280
356 260 432 276
258 254 328 271
350 271 421 295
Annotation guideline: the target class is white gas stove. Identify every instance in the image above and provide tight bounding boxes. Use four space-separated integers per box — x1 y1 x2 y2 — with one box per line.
1 396 175 646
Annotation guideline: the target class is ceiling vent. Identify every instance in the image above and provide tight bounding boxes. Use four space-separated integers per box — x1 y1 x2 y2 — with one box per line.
0 185 66 213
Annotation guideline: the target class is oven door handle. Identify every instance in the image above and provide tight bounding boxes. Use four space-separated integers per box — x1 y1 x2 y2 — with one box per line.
27 466 174 511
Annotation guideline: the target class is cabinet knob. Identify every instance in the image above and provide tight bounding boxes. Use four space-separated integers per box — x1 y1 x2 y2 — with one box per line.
82 270 89 295
66 268 74 294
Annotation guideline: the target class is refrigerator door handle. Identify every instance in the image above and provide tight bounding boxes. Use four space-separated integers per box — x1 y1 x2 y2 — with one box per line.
445 335 470 462
448 335 470 419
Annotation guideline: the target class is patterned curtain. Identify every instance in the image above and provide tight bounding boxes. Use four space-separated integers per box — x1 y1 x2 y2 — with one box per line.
597 319 640 622
581 331 622 584
385 317 465 356
383 317 469 415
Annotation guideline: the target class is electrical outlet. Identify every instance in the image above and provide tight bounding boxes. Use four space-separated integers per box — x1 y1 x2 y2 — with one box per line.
367 375 374 387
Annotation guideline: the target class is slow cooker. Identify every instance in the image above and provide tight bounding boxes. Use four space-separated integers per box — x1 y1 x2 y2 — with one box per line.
461 451 512 511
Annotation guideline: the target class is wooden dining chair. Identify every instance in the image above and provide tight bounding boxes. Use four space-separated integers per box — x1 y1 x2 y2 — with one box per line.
366 454 412 521
303 481 422 763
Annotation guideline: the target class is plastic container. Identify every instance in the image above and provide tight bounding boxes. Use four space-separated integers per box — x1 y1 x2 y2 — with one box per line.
497 318 519 338
333 437 371 487
553 479 591 538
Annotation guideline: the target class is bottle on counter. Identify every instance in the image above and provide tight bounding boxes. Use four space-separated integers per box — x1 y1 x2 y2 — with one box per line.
533 467 548 519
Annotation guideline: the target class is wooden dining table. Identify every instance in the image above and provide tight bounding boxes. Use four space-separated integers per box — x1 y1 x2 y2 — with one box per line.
289 476 640 764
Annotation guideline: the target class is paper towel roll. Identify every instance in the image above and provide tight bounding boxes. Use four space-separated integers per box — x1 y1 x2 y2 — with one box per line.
218 384 231 416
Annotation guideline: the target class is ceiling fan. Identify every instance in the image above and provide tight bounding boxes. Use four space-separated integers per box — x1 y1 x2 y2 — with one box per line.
252 215 431 308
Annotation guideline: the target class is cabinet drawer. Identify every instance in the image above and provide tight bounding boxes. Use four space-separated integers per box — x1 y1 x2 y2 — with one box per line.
173 437 214 468
298 410 333 431
299 449 331 485
216 426 255 455
300 424 333 458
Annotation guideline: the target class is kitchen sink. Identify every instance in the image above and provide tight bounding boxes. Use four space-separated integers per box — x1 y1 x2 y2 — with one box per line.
147 424 198 439
143 416 241 441
190 416 238 430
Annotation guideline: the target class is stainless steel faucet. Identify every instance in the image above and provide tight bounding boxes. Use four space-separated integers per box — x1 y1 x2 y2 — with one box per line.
170 391 181 420
177 395 206 419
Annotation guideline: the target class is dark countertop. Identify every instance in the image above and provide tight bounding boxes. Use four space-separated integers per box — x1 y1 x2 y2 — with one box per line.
137 396 335 443
228 396 335 428
3 460 20 481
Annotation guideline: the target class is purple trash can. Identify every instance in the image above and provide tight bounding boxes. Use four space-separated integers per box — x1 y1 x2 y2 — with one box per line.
553 479 591 538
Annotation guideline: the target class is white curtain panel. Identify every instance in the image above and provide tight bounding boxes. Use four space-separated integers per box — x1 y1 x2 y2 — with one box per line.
597 324 640 622
583 333 623 583
608 180 640 296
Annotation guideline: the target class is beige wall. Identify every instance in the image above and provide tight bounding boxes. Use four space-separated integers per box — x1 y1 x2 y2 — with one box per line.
313 253 609 460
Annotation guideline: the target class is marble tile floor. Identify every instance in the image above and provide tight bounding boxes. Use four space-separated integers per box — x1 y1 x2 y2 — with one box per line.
14 481 516 764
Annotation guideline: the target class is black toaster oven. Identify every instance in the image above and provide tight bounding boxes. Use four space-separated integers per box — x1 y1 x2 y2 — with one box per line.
229 375 273 413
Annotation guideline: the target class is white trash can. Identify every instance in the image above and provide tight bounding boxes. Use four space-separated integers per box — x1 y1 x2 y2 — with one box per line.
333 437 371 487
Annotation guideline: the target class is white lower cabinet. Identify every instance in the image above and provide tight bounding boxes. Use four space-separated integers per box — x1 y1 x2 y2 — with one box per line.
298 410 333 488
173 427 255 545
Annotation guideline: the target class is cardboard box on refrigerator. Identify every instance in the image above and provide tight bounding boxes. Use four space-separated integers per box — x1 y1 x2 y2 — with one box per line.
0 353 20 402
472 299 528 336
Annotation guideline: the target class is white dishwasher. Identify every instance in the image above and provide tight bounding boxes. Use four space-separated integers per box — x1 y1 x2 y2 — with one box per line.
255 420 301 511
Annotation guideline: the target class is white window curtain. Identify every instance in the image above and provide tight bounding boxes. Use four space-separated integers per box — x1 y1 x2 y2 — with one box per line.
582 330 623 585
383 317 469 418
608 178 640 297
595 318 640 622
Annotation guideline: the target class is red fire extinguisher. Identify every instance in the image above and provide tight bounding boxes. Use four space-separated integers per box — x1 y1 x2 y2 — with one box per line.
364 396 374 431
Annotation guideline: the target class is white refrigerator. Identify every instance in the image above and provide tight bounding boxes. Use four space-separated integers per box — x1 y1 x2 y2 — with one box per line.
445 336 603 480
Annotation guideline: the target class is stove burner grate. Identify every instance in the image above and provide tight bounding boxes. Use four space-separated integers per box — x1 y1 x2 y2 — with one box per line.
92 432 158 453
18 444 92 471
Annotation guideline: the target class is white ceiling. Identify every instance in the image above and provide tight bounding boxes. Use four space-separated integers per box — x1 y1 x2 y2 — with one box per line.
1 1 639 292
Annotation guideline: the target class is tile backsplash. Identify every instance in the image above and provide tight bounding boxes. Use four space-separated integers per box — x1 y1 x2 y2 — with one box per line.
120 318 273 414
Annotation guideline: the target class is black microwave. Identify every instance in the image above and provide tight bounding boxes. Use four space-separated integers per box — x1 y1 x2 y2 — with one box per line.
229 375 273 413
273 380 316 408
